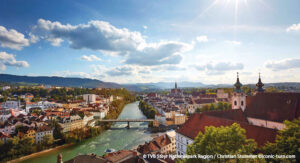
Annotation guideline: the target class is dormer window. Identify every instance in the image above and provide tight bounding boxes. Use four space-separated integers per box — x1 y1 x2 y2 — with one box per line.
234 101 237 106
241 101 244 106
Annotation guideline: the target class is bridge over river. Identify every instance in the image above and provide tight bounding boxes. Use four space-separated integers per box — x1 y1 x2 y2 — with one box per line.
97 119 155 128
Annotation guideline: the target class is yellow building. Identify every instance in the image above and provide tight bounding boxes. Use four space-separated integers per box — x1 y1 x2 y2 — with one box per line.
59 115 83 133
17 128 36 139
174 114 186 125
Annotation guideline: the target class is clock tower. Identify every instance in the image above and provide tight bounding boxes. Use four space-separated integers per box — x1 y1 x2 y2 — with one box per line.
232 72 246 111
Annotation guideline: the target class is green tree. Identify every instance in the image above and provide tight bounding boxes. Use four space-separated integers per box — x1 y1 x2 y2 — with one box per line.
19 137 36 155
53 120 64 140
217 102 224 110
209 103 215 111
42 135 54 148
186 123 257 163
265 86 279 93
262 118 300 162
202 105 209 112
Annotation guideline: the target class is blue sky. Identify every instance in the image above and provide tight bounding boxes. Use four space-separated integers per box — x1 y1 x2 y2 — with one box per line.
0 0 300 84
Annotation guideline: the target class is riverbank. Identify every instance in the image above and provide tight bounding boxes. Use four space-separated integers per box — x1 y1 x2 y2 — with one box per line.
18 101 155 163
7 144 73 163
3 100 132 163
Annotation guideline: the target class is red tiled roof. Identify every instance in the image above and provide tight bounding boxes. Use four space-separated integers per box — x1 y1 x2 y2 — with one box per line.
137 134 172 154
203 109 248 123
147 93 157 97
194 98 215 104
245 93 300 122
104 150 137 162
36 125 52 132
177 113 277 147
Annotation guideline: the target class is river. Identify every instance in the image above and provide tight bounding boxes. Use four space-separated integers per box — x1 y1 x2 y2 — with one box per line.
20 101 156 163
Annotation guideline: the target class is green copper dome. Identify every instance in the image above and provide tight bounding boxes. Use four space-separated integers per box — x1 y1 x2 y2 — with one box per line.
234 72 243 93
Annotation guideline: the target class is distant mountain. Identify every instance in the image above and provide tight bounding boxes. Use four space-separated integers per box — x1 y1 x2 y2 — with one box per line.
122 82 300 92
151 81 206 89
1 74 300 92
0 74 121 88
122 81 206 91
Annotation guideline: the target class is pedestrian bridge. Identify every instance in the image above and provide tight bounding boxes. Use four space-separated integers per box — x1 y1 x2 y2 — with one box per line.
97 119 155 128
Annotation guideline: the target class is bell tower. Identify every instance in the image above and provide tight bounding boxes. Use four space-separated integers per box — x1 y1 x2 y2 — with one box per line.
256 72 264 93
232 72 246 111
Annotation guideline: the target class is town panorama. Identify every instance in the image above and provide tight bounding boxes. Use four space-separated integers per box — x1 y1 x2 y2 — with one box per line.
0 0 299 163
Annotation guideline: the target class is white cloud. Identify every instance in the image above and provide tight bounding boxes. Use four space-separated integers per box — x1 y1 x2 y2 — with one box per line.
0 51 29 70
125 41 193 66
224 40 241 45
81 55 101 61
47 37 63 46
196 35 208 42
143 26 148 29
34 19 193 66
0 26 30 50
286 23 300 32
106 65 135 76
35 18 145 51
29 33 39 43
265 58 300 71
152 65 186 71
195 62 244 75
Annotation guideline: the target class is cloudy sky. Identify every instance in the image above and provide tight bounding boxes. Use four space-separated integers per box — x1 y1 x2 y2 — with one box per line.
0 0 300 84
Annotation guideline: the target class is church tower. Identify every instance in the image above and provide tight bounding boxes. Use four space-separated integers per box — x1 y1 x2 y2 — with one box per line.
232 72 246 111
175 82 177 89
256 73 264 93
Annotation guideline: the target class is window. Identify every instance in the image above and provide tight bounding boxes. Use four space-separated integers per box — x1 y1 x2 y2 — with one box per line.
241 101 244 106
234 101 237 106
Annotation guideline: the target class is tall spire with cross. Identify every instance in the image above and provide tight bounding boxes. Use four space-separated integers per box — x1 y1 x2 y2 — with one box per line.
256 72 264 93
234 72 242 93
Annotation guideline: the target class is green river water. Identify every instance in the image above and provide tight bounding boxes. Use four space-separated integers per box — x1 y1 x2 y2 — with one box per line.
20 101 156 163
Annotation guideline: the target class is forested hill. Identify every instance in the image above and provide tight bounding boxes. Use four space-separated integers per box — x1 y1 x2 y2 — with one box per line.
0 74 121 88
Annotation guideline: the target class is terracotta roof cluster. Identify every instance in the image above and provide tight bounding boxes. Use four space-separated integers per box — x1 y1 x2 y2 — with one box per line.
64 154 107 163
203 109 248 123
2 113 47 128
137 134 171 154
147 93 157 97
104 150 138 163
245 92 300 122
177 113 277 147
36 125 52 132
194 98 215 104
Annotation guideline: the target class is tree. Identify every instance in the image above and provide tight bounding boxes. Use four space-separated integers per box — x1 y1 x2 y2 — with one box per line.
265 86 279 93
19 137 36 155
202 105 209 112
242 86 251 94
217 102 224 111
186 123 257 163
209 103 215 111
53 120 64 140
262 118 300 162
42 135 54 148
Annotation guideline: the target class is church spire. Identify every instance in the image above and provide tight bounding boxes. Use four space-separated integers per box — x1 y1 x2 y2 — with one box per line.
234 72 242 93
256 72 264 93
175 82 177 89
